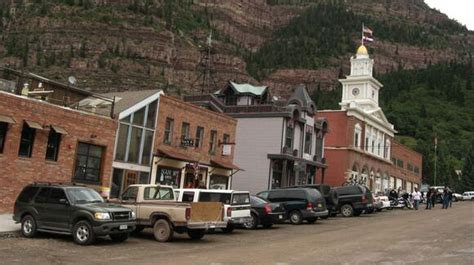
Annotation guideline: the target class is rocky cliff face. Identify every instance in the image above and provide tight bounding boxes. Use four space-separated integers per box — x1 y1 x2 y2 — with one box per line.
0 0 471 99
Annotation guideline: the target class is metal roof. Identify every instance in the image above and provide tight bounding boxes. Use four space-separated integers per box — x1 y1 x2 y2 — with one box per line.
229 81 267 96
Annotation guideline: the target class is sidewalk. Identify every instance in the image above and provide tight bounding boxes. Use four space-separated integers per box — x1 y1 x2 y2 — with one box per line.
0 214 20 236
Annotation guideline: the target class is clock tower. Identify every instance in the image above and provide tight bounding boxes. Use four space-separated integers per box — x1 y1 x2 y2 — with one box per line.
339 45 383 111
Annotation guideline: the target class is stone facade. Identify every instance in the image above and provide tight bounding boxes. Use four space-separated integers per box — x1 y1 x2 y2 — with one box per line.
0 91 117 212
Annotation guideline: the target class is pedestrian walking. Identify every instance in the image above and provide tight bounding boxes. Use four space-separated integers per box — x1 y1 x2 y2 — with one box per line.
448 189 453 208
442 187 449 209
412 187 422 210
431 188 437 208
425 189 433 210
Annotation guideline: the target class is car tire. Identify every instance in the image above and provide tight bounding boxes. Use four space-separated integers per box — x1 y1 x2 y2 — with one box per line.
110 233 129 242
153 219 174 242
289 210 303 225
187 229 206 240
222 224 234 233
262 223 273 229
21 215 37 238
243 213 258 230
340 204 354 217
306 218 317 224
72 220 96 245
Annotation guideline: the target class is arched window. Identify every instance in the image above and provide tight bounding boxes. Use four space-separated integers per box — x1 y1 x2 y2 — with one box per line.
354 123 362 148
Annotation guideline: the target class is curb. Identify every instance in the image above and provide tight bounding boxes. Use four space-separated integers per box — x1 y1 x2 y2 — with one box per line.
0 230 21 239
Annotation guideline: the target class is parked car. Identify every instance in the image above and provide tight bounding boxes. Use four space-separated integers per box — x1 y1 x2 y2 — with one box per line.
242 195 286 229
284 184 338 218
174 189 252 233
13 183 136 245
452 193 463 202
334 185 374 217
462 191 474 201
119 185 227 242
256 188 328 224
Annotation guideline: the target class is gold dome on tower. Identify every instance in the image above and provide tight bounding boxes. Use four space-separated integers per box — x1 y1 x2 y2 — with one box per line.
356 45 368 55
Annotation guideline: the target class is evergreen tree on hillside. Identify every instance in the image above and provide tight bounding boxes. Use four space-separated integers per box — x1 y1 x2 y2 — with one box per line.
461 140 474 191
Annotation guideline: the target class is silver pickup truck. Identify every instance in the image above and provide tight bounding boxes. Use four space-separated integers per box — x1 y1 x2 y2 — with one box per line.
117 184 227 242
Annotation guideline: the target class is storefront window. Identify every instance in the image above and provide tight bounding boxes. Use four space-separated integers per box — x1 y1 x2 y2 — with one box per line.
74 142 104 184
156 167 181 188
209 175 229 190
271 160 283 189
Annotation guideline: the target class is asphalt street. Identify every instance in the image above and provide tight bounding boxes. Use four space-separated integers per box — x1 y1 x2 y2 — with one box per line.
0 202 472 265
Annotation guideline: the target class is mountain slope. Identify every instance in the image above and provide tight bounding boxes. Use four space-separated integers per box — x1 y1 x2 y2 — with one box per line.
0 0 472 96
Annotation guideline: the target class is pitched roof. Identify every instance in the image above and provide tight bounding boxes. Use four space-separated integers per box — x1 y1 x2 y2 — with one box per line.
287 84 316 114
228 81 267 96
78 89 161 116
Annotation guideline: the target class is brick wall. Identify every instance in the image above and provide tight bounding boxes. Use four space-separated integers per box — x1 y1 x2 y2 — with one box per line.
155 95 237 165
0 92 117 212
390 141 423 187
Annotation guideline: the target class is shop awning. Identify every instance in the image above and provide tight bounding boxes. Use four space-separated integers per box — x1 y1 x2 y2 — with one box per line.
51 125 68 135
210 159 242 171
25 120 43 130
156 148 198 163
267 153 327 168
0 114 15 124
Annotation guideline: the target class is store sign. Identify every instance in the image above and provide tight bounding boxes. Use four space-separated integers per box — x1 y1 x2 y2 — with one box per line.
222 144 232 156
181 138 195 147
156 167 181 188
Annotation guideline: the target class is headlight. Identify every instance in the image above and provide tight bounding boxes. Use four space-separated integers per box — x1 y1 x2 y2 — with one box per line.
130 211 136 220
94 212 111 220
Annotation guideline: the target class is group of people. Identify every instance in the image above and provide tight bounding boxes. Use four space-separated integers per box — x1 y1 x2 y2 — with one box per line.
424 187 453 209
386 186 453 210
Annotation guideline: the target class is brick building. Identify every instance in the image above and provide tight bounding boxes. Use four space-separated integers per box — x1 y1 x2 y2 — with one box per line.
0 91 117 212
78 91 240 197
317 45 422 192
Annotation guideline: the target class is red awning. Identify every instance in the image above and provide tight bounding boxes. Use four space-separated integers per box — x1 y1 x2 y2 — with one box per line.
156 148 198 163
210 159 242 171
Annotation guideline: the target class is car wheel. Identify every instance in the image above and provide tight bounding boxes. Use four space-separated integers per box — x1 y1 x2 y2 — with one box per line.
110 233 129 242
153 219 174 242
222 224 234 233
21 215 37 238
306 218 317 224
243 213 258 230
262 223 273 229
289 210 303 225
73 220 96 245
187 229 206 240
340 204 354 217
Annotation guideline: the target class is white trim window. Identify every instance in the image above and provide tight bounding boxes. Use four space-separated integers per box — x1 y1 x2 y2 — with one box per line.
354 123 362 149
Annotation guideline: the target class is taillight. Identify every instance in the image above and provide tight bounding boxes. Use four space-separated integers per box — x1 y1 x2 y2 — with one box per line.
306 202 314 210
361 195 368 203
185 208 191 220
226 207 232 217
264 204 272 214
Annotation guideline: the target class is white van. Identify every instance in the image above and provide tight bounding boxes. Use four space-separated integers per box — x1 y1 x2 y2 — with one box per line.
462 191 474 200
175 189 252 233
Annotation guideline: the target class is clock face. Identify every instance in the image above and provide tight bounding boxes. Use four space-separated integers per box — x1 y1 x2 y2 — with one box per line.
352 88 360 96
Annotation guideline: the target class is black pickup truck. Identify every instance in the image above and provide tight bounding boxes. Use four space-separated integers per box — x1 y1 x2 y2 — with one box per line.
334 185 374 217
13 183 136 245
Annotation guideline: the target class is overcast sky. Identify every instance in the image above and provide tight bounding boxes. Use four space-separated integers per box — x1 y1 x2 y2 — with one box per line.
424 0 473 30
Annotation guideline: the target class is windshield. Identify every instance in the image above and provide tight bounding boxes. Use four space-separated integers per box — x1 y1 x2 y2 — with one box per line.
67 188 104 204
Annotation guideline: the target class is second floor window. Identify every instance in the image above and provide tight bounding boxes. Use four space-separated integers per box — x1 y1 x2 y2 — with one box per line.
195 126 204 148
164 118 174 144
304 126 312 154
45 130 61 161
181 122 190 147
209 130 217 155
285 123 294 150
18 123 36 157
0 122 7 154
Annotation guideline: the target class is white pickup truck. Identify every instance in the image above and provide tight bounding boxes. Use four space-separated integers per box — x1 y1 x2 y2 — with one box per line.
175 189 252 233
117 184 227 242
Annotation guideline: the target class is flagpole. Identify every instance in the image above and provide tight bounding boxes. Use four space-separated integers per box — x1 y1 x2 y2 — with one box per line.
361 23 364 46
434 137 437 186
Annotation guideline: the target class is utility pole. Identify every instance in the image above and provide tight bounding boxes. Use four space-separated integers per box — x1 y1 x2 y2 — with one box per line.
434 136 438 186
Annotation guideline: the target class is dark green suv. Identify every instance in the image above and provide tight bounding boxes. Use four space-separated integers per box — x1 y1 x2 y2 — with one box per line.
13 183 136 245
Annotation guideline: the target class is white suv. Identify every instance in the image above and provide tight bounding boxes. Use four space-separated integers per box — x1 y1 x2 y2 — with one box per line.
175 189 252 233
462 191 474 201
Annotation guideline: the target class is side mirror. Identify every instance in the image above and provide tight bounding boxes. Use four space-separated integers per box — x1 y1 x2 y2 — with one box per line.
59 198 69 205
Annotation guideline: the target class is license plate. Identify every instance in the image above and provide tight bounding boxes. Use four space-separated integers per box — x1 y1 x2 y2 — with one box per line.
119 225 127 230
278 215 283 219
